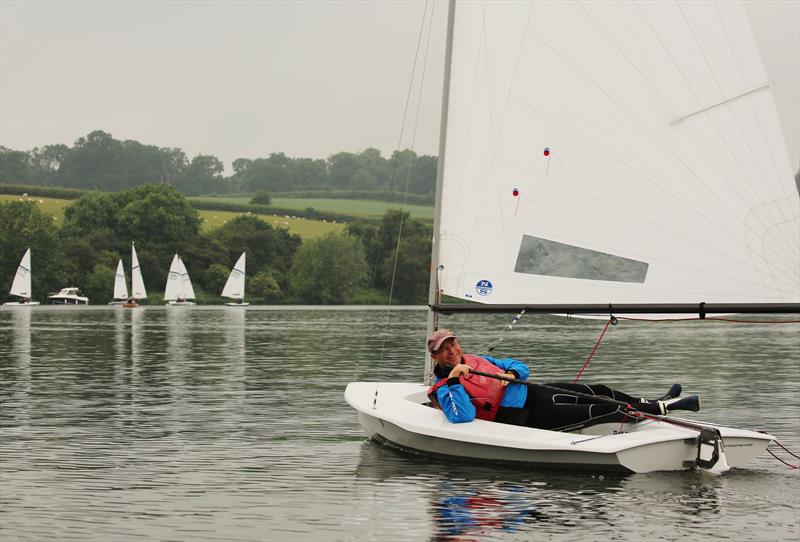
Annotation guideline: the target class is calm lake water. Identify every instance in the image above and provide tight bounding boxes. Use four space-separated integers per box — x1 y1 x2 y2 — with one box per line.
1 306 798 541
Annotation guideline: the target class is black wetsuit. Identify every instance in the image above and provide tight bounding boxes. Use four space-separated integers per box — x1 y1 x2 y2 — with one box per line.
515 382 661 431
432 363 661 431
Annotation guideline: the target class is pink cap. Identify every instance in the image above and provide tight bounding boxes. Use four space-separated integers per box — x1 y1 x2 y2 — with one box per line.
427 329 456 353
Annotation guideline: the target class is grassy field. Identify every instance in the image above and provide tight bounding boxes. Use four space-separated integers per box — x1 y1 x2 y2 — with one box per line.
0 194 345 239
198 209 344 238
0 194 67 223
194 196 434 220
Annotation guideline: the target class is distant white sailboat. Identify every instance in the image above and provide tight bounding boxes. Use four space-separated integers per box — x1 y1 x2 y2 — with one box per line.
109 259 129 305
164 254 196 306
109 244 148 307
3 248 40 306
221 252 249 307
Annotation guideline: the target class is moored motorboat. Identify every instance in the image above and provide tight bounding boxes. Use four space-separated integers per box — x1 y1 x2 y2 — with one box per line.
48 287 89 305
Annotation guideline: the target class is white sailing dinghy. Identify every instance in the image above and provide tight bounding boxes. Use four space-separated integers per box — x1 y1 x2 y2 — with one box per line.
109 260 129 305
346 0 799 473
221 252 249 306
3 249 40 306
110 244 147 307
164 254 196 306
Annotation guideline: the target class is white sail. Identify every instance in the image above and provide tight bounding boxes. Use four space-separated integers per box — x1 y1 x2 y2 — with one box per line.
178 256 196 300
113 259 129 301
164 254 182 301
131 243 147 299
9 248 33 299
221 252 246 301
436 1 800 306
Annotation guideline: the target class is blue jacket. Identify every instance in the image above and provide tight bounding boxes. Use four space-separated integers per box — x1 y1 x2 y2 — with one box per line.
432 355 530 423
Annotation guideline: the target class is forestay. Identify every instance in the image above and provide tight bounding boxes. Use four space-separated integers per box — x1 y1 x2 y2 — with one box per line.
436 1 800 306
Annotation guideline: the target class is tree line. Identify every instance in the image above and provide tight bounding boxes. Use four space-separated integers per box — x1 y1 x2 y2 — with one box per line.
0 130 437 197
0 184 432 305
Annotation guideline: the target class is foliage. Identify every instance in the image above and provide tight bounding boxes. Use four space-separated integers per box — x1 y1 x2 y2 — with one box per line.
347 209 432 304
204 263 232 297
0 187 434 305
0 131 437 197
0 200 66 301
289 232 368 304
250 191 272 205
249 271 283 303
210 214 302 293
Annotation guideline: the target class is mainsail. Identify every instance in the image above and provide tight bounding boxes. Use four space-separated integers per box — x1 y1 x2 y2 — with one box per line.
178 256 196 300
131 243 147 299
164 254 183 301
113 260 128 301
435 1 799 308
9 248 33 299
221 252 246 301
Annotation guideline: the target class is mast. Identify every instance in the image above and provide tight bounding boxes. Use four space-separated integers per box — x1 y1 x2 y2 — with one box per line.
425 0 457 382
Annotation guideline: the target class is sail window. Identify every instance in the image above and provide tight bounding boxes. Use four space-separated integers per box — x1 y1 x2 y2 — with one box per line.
514 235 648 283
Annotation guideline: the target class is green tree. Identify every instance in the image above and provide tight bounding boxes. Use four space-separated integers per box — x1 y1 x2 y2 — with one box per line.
327 152 361 189
203 263 231 297
210 214 301 292
30 144 69 185
250 191 272 205
0 146 33 184
0 200 65 301
83 262 117 304
249 271 283 303
290 232 368 304
347 209 432 303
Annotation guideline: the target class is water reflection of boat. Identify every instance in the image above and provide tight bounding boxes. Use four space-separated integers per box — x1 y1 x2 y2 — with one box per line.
354 441 721 539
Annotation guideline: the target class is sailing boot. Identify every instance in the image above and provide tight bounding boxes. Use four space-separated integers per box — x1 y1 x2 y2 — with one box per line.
653 383 682 402
639 383 681 404
657 395 700 415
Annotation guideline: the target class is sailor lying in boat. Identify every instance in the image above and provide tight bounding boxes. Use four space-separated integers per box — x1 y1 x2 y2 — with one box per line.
426 329 700 430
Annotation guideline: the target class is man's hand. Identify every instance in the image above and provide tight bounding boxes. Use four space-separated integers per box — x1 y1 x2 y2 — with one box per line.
448 364 471 379
500 371 517 387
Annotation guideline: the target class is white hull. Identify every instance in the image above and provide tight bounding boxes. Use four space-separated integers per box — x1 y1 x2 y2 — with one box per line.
166 301 196 306
345 382 772 474
3 301 40 306
224 302 249 307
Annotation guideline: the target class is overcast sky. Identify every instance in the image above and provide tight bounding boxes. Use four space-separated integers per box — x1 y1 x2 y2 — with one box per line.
1 0 798 173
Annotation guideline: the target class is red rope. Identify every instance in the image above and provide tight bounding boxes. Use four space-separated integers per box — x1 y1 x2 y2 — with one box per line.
574 318 612 382
617 316 800 324
767 448 799 469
